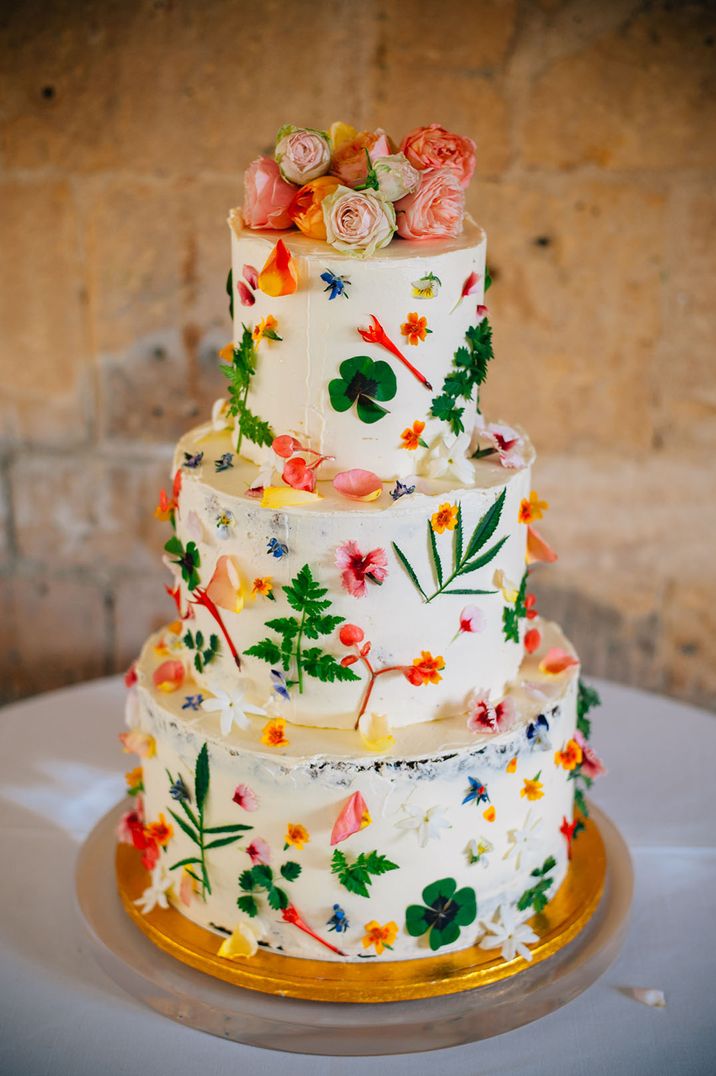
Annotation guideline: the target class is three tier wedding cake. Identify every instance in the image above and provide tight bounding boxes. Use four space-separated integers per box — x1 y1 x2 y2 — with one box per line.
118 121 603 976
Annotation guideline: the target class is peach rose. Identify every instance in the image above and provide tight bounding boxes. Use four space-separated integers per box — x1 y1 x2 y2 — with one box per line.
331 129 393 188
242 156 296 230
395 168 465 240
275 125 331 184
400 124 476 189
373 153 421 201
290 175 341 239
323 186 396 257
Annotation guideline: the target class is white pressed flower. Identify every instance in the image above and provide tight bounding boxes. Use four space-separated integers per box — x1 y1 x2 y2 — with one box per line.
134 862 173 915
201 686 266 737
478 902 539 963
395 804 451 848
248 457 277 493
214 508 235 540
465 836 494 867
504 810 544 871
422 429 475 485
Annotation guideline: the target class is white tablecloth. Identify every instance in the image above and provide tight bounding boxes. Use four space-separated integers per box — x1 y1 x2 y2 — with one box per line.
0 677 714 1075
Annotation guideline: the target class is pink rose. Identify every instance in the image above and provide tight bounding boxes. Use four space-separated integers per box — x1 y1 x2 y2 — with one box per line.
275 125 331 184
331 130 392 187
242 156 296 230
323 186 396 256
395 168 465 240
400 124 476 188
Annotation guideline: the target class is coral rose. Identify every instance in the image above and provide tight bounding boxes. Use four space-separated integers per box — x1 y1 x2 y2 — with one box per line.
322 186 396 257
290 175 341 239
400 124 476 188
395 168 465 240
242 156 296 231
275 125 331 184
331 129 393 188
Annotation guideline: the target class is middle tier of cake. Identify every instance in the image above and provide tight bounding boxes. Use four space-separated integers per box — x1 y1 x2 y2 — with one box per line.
163 422 536 730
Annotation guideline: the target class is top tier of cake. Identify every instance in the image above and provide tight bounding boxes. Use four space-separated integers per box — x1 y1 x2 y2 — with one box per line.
229 211 487 481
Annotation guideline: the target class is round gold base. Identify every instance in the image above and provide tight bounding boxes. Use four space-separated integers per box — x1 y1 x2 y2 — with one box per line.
116 814 606 1004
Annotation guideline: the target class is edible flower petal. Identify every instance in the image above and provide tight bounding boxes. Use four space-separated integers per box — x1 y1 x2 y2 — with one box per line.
330 791 372 846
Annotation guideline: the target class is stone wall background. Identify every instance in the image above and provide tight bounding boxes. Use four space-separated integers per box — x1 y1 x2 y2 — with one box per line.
1 0 714 710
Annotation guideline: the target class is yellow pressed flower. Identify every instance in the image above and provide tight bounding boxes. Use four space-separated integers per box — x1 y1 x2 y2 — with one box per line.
431 502 459 534
284 823 310 850
252 576 274 598
554 739 583 771
261 717 289 748
362 920 399 955
518 490 549 524
483 805 496 823
520 774 544 801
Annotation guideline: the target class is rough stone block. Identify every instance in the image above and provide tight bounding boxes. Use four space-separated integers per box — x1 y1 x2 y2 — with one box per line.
0 181 91 449
662 580 716 710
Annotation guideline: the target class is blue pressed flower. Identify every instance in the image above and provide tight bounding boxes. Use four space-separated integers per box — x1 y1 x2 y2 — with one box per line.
527 714 551 749
327 903 350 933
270 668 290 701
320 269 351 301
169 775 191 802
182 693 204 711
462 776 490 807
389 480 416 501
183 450 204 469
267 537 288 559
214 452 234 473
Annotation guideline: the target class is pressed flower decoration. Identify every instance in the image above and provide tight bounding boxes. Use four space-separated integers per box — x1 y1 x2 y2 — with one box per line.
479 903 538 963
395 804 450 847
328 355 397 424
252 314 282 345
182 450 204 470
540 648 579 675
357 710 395 753
284 822 311 850
452 604 485 642
119 729 156 759
560 815 580 859
358 314 432 390
466 688 515 734
362 920 398 956
450 270 481 314
465 837 493 867
266 536 288 559
405 877 477 951
217 918 267 959
554 738 583 771
245 837 271 865
261 717 289 747
463 776 490 807
333 469 383 501
164 535 201 591
134 862 173 915
389 479 415 501
152 659 185 693
527 714 551 750
521 773 544 801
257 238 298 297
400 312 431 346
125 766 144 797
232 784 259 811
214 452 234 473
518 491 549 524
330 791 372 845
252 576 275 600
411 272 441 299
321 269 351 300
400 419 428 451
327 904 350 933
504 810 544 870
335 540 388 597
393 489 506 604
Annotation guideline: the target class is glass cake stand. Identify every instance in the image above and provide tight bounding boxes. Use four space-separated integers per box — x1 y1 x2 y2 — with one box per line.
75 802 633 1056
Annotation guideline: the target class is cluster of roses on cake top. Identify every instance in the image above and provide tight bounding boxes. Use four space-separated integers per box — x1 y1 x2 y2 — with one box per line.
243 121 476 255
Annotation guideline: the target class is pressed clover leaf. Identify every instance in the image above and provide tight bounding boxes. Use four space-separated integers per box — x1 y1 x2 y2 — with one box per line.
328 356 397 425
405 877 477 951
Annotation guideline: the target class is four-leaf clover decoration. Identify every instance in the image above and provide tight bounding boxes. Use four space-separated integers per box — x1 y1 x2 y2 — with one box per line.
164 535 201 591
328 356 397 424
405 876 477 951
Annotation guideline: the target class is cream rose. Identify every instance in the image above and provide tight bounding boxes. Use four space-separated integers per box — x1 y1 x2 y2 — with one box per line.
322 186 396 257
373 153 421 201
274 125 331 184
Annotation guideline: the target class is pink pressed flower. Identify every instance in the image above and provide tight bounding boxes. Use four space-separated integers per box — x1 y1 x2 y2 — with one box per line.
245 838 271 865
466 690 515 734
395 167 465 240
575 731 606 779
330 791 371 846
339 623 365 646
242 156 296 230
116 802 144 844
237 280 256 307
476 303 488 319
335 541 388 598
479 421 526 469
459 605 485 634
179 869 195 907
400 124 476 188
124 662 138 688
233 784 259 811
243 264 259 289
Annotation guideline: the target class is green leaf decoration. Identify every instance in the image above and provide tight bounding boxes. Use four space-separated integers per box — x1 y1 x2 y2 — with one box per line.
430 318 495 435
226 268 234 319
166 744 251 901
516 857 557 913
501 570 528 644
237 860 298 918
485 268 492 292
221 325 274 452
405 877 477 951
164 536 201 591
183 630 220 674
328 356 397 425
393 490 506 604
245 564 360 694
330 848 399 899
577 679 601 740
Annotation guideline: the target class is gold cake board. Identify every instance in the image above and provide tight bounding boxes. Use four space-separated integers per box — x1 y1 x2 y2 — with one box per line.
116 814 606 1004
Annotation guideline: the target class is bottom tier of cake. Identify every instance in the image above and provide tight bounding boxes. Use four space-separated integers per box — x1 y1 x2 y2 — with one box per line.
119 621 590 964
